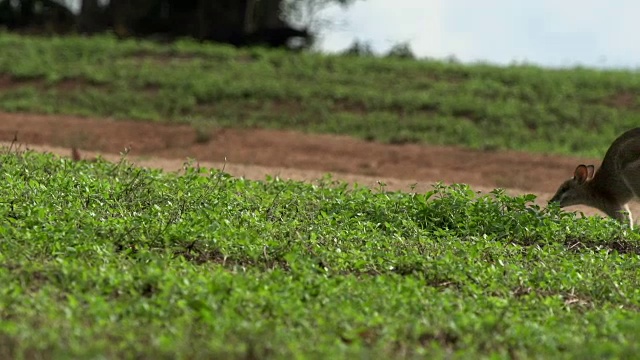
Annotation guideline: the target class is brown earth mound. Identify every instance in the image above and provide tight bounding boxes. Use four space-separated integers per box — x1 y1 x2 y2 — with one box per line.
0 112 622 218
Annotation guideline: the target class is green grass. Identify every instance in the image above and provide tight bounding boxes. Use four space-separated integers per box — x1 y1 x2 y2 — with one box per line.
2 148 640 358
3 34 640 358
1 33 640 156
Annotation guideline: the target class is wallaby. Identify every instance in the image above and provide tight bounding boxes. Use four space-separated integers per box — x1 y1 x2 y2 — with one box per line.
549 128 640 228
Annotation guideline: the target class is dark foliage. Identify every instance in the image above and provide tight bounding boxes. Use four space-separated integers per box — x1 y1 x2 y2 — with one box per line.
0 0 313 49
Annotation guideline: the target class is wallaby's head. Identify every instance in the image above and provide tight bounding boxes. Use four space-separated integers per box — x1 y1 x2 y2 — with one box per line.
548 164 595 207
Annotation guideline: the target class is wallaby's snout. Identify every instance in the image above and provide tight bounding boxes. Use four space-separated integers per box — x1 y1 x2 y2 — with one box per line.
548 188 569 205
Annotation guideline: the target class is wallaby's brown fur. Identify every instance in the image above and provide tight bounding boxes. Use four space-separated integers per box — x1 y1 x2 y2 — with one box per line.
70 147 98 163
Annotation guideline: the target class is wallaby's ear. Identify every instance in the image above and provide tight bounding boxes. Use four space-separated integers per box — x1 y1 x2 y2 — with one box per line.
586 165 595 180
573 164 590 183
71 147 81 162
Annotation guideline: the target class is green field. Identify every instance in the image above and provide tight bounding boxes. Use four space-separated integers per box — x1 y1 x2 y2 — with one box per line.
1 149 640 359
2 34 640 359
1 33 640 156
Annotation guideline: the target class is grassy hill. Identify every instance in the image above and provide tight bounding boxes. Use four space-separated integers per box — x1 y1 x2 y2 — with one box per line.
1 33 640 156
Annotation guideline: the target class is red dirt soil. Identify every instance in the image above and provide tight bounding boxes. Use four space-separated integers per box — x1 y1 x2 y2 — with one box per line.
0 112 626 218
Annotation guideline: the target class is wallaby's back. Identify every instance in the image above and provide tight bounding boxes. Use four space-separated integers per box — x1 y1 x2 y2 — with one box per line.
599 128 640 173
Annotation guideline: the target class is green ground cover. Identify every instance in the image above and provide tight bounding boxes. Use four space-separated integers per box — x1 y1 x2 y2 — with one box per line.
1 149 639 358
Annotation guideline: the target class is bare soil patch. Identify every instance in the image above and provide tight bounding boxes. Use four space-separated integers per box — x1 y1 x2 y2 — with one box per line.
0 111 625 218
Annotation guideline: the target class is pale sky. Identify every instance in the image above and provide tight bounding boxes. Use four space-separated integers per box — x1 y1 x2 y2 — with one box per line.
319 0 640 69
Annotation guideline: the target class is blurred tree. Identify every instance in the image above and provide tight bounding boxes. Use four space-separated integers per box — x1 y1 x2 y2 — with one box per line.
281 0 361 50
282 0 358 36
78 0 104 34
0 0 75 32
0 0 361 49
342 39 374 57
386 41 416 60
79 1 98 24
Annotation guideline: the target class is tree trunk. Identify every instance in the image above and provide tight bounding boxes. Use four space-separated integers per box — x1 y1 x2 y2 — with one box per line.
260 0 285 29
109 0 130 36
196 0 207 39
243 0 257 34
78 0 102 34
18 0 36 27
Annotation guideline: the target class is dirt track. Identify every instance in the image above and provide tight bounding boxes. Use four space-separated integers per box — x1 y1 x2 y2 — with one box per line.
0 112 624 218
